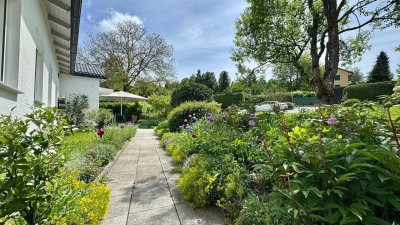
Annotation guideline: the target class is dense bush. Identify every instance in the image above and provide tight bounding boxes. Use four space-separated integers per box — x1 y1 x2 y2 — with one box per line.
0 108 67 224
342 98 361 106
265 92 293 102
291 90 316 97
65 94 88 125
147 94 172 118
85 108 114 127
164 101 400 224
137 118 161 128
214 92 244 108
167 101 221 131
171 83 213 107
100 102 142 116
343 81 395 101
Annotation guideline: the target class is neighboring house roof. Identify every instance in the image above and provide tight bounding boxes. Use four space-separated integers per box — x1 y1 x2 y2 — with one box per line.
338 68 353 74
74 63 107 79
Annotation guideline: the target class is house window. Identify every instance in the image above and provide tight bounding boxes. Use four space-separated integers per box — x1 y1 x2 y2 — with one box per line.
0 0 7 82
334 75 340 80
334 84 340 88
34 49 44 102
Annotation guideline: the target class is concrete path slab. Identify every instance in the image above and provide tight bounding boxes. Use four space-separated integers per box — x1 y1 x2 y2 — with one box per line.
101 129 224 225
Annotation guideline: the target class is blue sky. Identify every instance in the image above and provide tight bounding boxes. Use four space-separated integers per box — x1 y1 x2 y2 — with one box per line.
79 0 400 81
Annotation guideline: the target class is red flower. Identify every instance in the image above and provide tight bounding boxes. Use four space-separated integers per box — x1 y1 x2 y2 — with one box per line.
97 128 105 137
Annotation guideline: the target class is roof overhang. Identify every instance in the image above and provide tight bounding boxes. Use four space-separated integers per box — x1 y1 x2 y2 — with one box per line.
46 0 82 74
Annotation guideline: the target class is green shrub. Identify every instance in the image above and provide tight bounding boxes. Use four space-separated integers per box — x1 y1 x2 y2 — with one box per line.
343 81 395 101
214 92 244 108
137 119 161 128
48 173 110 224
100 102 142 116
342 98 361 106
0 108 66 224
167 101 221 131
171 83 213 107
65 94 88 125
291 90 316 97
147 94 172 118
85 108 114 127
265 92 293 102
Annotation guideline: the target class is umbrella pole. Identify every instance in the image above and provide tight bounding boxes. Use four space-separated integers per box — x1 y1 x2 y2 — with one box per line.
120 97 123 116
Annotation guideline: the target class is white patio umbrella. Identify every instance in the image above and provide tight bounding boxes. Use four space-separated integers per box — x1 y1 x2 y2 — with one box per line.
100 91 147 115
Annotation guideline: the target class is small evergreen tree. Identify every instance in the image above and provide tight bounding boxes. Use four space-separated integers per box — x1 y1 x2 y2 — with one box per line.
203 72 218 92
367 51 393 82
218 71 231 93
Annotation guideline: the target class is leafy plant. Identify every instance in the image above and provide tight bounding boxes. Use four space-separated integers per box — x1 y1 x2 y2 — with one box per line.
85 108 114 127
171 83 213 107
0 108 66 224
64 94 88 125
342 98 361 106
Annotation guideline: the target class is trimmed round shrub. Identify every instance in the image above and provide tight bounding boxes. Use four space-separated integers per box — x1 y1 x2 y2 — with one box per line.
171 83 213 107
342 98 361 106
214 92 244 108
343 81 395 101
167 101 221 131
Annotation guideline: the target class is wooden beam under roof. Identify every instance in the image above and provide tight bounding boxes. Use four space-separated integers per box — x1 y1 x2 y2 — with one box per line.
48 14 70 29
48 0 71 12
54 41 69 51
57 56 69 64
51 29 70 41
55 49 70 58
59 62 70 69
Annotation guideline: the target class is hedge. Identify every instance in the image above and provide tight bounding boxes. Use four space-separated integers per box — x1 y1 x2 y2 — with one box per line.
167 101 221 131
171 83 213 107
99 102 142 116
343 81 395 101
291 91 316 97
214 92 244 108
265 92 293 102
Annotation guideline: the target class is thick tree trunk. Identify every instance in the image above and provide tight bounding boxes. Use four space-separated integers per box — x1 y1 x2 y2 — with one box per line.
320 0 340 104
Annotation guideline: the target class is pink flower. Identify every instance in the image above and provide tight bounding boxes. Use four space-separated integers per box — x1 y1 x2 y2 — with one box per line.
248 120 256 126
326 117 339 125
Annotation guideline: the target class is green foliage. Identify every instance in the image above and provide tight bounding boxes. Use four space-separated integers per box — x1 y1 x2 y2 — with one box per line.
171 83 213 107
137 119 161 128
349 67 365 84
100 102 142 116
368 51 393 83
147 94 172 118
47 173 110 224
101 54 129 91
218 71 231 93
342 98 361 106
214 92 244 108
167 101 221 131
343 81 395 101
265 92 293 102
65 94 88 125
272 61 312 91
164 101 400 224
85 108 114 127
291 90 316 97
155 120 170 137
63 126 136 182
0 108 66 224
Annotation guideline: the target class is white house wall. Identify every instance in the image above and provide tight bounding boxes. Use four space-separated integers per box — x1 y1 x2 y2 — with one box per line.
0 0 60 117
59 74 100 110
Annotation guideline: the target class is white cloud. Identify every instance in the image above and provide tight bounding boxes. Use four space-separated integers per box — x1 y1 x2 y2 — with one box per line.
98 10 143 32
86 14 93 22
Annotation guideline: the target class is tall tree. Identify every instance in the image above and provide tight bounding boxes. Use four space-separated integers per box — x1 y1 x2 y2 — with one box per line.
80 21 175 91
218 71 231 93
368 51 393 82
203 72 218 92
233 0 399 103
272 63 312 91
100 54 128 91
348 67 365 85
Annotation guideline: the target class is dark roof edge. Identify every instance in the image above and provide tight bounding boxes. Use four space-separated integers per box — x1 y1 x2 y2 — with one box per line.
70 0 82 73
72 72 108 80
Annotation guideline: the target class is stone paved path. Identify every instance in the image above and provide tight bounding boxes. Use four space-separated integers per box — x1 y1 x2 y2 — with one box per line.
101 129 224 225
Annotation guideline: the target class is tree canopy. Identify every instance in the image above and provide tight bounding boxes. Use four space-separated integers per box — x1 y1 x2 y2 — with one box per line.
233 0 399 103
218 71 231 93
80 21 175 91
348 67 365 85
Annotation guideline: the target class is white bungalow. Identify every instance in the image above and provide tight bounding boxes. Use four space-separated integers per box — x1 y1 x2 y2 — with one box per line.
0 0 105 117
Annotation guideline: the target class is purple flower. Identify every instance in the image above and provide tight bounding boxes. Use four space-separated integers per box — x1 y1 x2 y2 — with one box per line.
249 114 257 119
248 120 256 126
207 113 215 122
191 116 197 123
223 113 229 120
186 125 192 133
326 117 339 125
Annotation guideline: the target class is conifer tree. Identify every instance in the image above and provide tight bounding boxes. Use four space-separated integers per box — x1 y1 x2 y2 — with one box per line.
368 51 393 82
